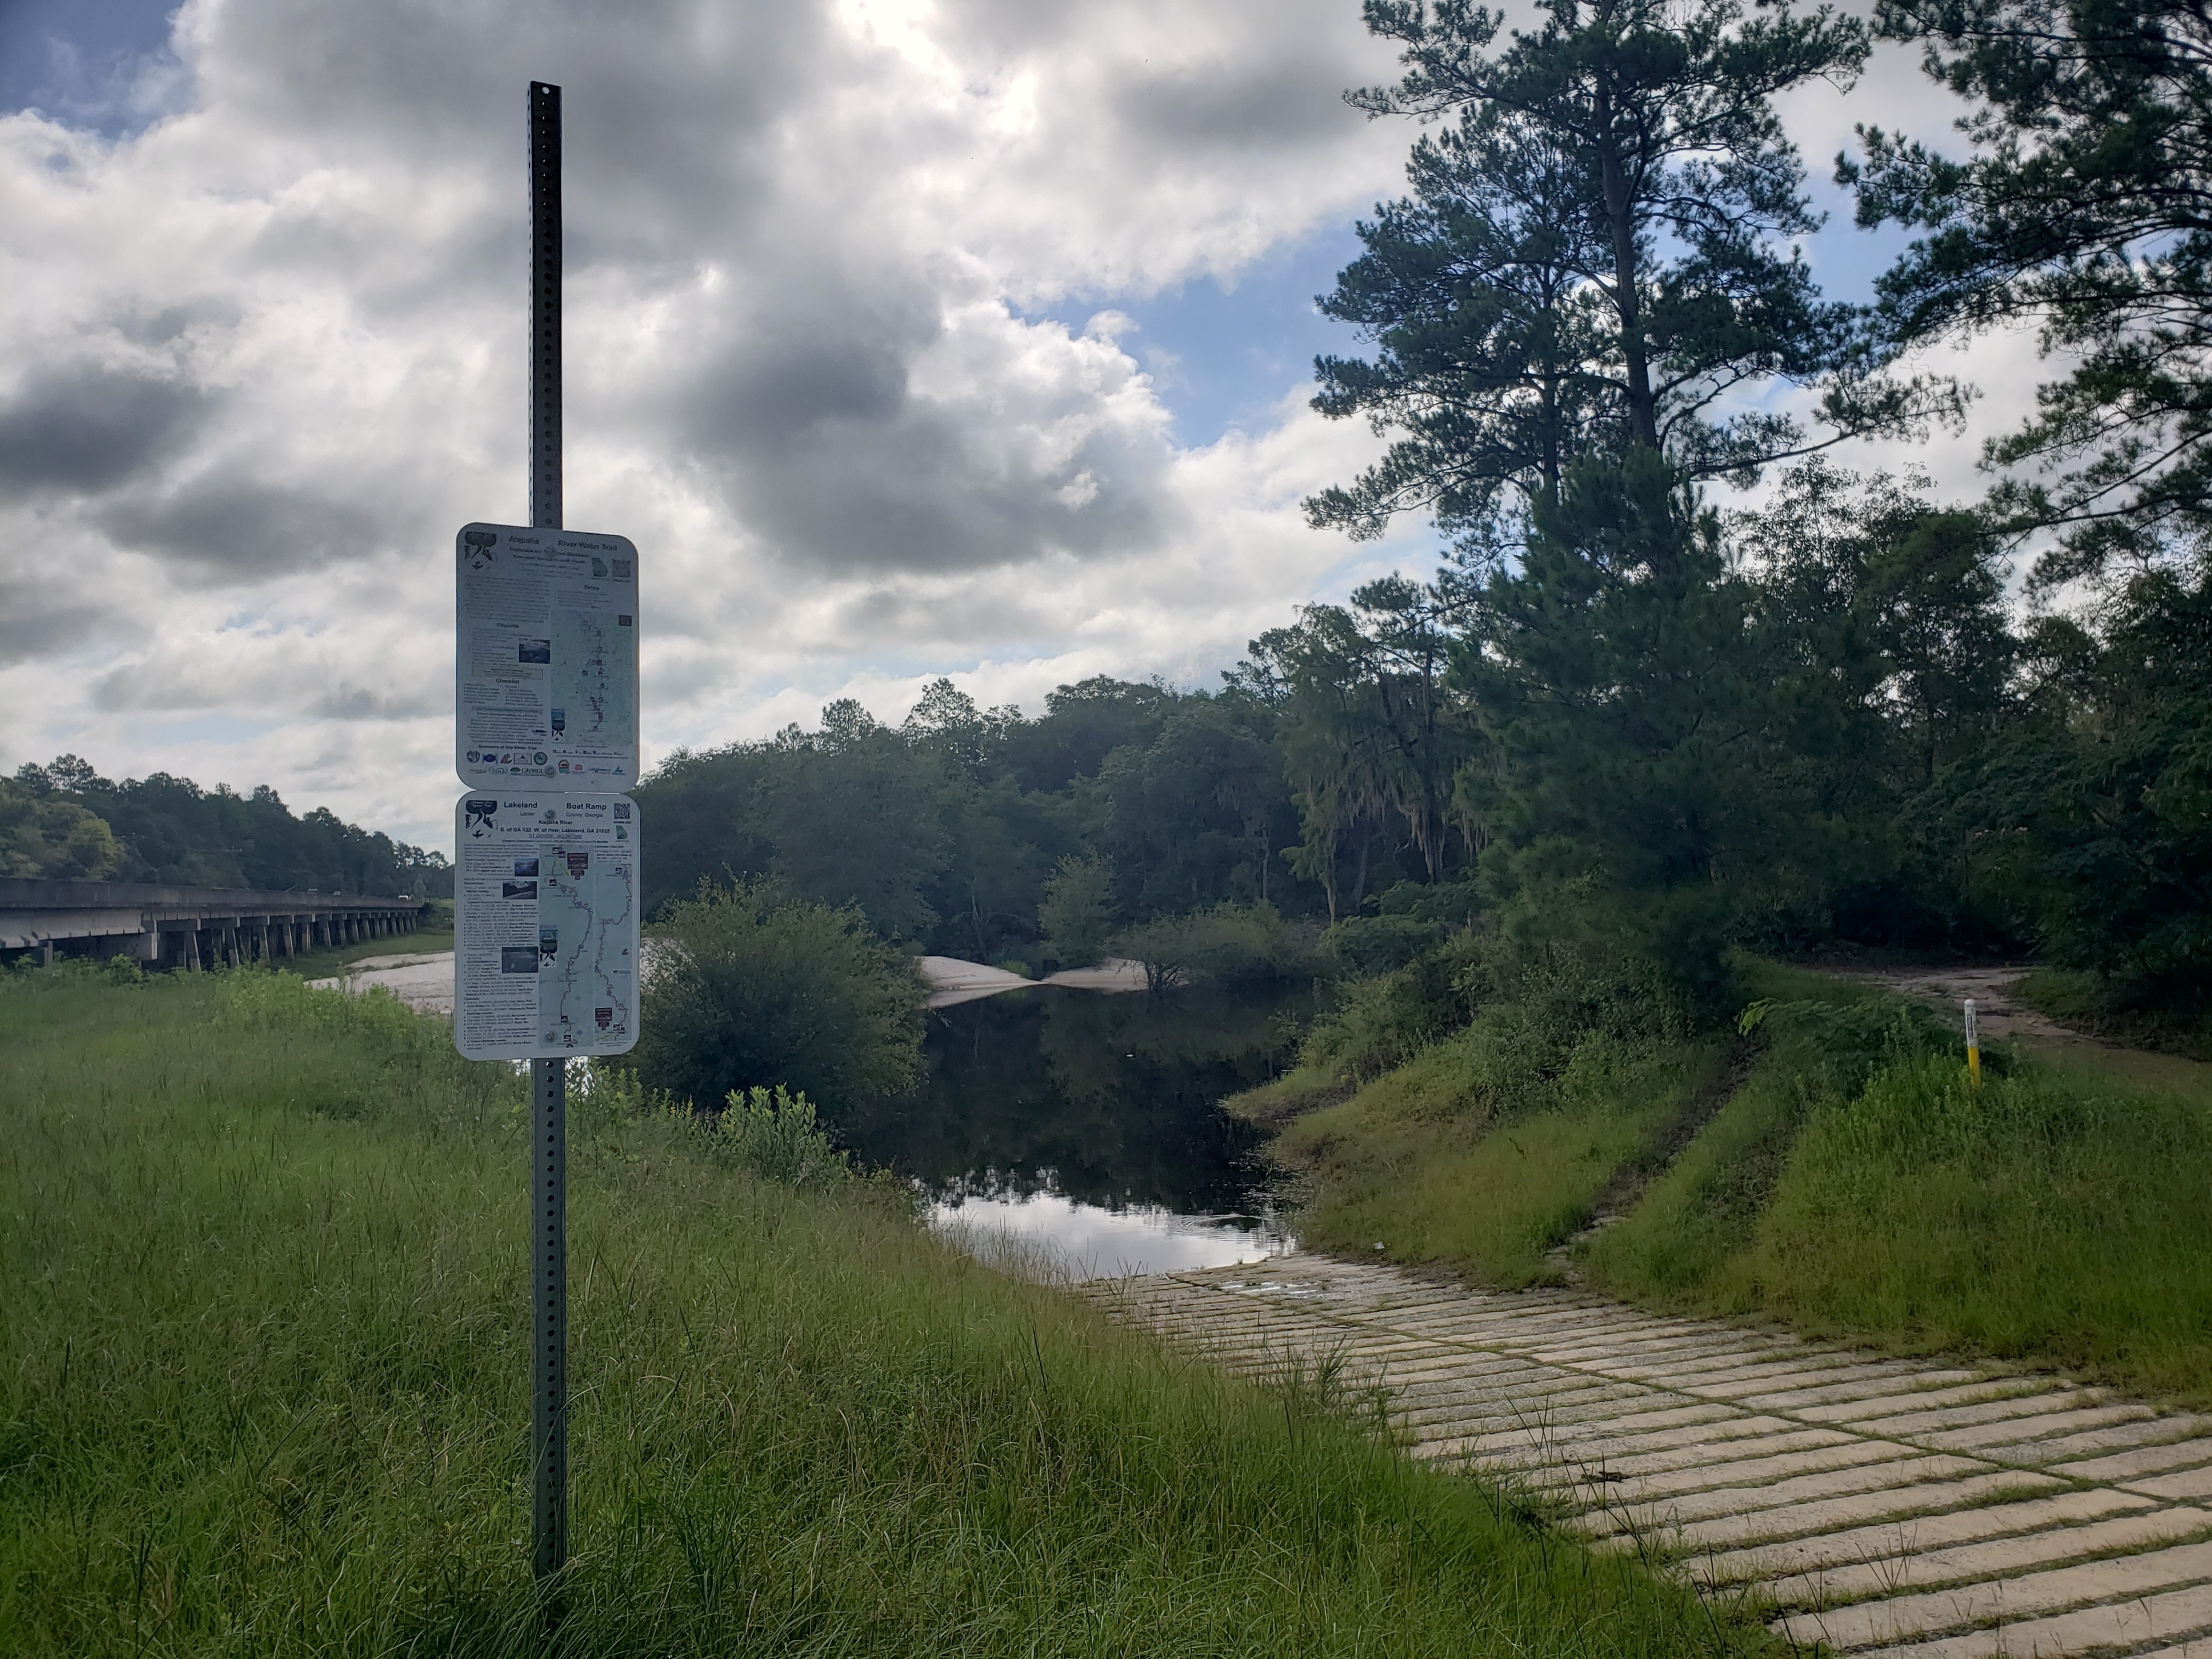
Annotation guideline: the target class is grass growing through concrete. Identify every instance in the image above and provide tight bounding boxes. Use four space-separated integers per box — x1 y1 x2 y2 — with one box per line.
0 970 1768 1658
1249 1009 1723 1285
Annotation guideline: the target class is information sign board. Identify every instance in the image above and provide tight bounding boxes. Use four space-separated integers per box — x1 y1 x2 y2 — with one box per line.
456 522 639 791
454 792 640 1060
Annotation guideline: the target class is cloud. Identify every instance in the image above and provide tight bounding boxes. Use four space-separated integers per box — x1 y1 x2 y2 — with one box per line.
0 364 212 493
0 0 2054 854
0 0 1416 848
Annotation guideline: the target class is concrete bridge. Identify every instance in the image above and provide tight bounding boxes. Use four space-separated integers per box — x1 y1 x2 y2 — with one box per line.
0 878 428 971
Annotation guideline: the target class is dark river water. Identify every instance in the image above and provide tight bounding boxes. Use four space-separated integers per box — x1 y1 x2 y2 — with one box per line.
821 983 1310 1278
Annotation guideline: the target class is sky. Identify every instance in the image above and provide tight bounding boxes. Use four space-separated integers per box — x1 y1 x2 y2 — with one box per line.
0 0 2035 854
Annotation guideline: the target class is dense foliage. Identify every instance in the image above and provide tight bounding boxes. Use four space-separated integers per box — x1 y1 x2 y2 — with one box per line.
1847 0 2212 574
5 754 451 898
636 678 1311 963
628 880 928 1115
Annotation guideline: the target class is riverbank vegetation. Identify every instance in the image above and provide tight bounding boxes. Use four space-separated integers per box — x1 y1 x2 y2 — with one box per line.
1584 977 2212 1403
628 879 928 1116
0 969 1772 1658
1237 950 2212 1406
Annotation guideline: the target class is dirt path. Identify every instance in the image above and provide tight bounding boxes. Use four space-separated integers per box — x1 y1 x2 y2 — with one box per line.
1093 1257 2212 1657
1826 964 2089 1047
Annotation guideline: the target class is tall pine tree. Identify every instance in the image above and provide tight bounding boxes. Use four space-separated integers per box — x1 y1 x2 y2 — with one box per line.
1309 0 1952 552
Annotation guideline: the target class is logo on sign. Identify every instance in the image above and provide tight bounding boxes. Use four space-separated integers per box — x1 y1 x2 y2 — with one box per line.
595 1007 612 1030
566 851 589 878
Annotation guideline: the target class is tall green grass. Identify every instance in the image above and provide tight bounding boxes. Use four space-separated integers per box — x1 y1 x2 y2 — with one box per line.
1262 1012 1721 1285
1589 992 2212 1403
0 971 1765 1657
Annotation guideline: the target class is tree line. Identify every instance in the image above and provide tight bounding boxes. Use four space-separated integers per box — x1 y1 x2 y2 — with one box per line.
646 0 2212 1025
3 756 453 899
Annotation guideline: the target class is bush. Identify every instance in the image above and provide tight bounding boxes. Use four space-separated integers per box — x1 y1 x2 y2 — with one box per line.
1109 901 1318 989
1037 854 1115 967
1300 962 1464 1084
1299 933 1689 1088
709 1085 853 1188
629 881 926 1114
1319 913 1443 977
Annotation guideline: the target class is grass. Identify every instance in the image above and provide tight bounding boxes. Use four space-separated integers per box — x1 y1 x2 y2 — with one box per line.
1583 968 2212 1404
1220 1063 1350 1127
0 969 1770 1658
2012 966 2212 1061
1240 950 2212 1404
1249 1006 1724 1285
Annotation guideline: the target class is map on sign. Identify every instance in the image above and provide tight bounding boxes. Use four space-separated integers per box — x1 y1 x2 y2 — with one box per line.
455 523 638 792
453 793 639 1060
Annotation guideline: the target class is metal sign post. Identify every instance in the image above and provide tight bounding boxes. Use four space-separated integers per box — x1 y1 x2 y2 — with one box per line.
527 77 567 1585
453 77 640 1591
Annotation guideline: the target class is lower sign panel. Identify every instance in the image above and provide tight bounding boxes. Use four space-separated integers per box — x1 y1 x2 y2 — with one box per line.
454 792 640 1060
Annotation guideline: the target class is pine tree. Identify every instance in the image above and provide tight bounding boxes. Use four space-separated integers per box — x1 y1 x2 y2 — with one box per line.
1309 0 1950 551
1846 0 2212 579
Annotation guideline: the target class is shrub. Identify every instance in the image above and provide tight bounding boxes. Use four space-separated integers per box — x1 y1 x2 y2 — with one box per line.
708 1085 853 1187
1320 912 1443 977
1109 901 1318 989
629 881 926 1113
1301 962 1464 1083
1037 854 1115 967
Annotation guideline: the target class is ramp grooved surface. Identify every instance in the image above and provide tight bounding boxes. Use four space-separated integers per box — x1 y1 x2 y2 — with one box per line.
1087 1257 2212 1657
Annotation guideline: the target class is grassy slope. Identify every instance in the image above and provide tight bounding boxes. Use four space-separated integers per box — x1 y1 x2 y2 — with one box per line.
2012 966 2212 1061
1583 965 2212 1403
1239 954 2212 1403
0 972 1765 1658
1249 1011 1725 1286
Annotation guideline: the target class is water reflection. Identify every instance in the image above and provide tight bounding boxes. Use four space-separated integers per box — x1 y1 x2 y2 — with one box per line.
824 983 1311 1278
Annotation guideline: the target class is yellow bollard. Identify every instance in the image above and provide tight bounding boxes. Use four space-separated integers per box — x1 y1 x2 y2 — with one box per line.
1964 997 1981 1088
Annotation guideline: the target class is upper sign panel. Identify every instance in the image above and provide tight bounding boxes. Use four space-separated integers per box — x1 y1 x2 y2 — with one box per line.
455 523 638 791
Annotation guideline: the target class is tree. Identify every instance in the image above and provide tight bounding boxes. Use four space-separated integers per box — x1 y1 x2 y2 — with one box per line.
0 779 124 879
8 755 450 896
1039 854 1116 966
1099 701 1295 916
1846 0 2212 577
1457 450 1788 994
1309 0 1944 550
1240 577 1478 917
1729 461 2024 946
1737 461 2017 786
629 881 927 1115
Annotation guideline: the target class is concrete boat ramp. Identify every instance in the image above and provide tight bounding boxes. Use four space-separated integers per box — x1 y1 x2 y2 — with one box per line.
317 950 1146 1016
1093 1255 2212 1657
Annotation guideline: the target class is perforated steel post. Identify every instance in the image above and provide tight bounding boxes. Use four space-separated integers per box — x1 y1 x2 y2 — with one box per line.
527 77 568 1586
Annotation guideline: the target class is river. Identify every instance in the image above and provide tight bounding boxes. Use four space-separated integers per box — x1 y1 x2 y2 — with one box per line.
318 949 1307 1278
826 981 1308 1279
